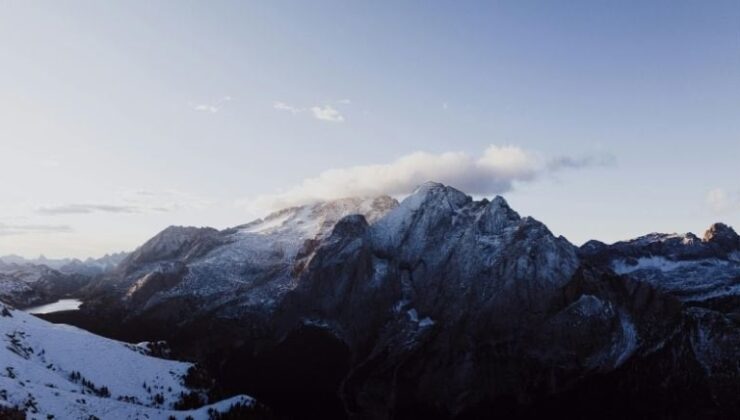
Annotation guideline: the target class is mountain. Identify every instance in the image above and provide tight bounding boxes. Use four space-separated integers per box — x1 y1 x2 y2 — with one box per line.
580 223 740 303
0 301 258 419
0 262 91 308
0 251 131 309
84 196 398 320
46 183 740 418
576 223 740 416
0 252 129 276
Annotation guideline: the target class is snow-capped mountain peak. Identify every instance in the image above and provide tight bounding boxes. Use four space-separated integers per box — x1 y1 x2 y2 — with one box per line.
238 195 398 239
702 222 740 249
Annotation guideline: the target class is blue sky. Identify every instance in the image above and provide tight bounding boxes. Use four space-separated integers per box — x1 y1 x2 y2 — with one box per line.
0 1 739 257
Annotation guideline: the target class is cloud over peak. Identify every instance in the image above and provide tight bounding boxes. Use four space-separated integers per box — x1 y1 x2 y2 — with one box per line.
250 145 613 211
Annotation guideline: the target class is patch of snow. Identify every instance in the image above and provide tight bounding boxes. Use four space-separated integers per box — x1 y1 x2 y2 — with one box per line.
569 294 608 318
240 212 291 234
407 308 419 323
405 308 435 328
612 257 695 274
614 256 740 302
615 313 638 367
302 318 330 329
418 317 435 328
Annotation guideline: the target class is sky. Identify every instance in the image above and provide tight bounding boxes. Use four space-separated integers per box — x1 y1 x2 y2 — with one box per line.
0 1 739 258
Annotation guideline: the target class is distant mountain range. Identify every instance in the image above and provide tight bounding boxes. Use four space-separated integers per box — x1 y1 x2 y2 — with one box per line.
2 182 739 418
0 252 128 275
0 252 129 308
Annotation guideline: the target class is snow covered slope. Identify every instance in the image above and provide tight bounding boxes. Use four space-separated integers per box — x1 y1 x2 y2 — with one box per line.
89 195 398 319
0 302 253 419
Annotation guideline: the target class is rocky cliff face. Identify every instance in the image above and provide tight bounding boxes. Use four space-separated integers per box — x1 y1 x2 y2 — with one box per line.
73 183 740 419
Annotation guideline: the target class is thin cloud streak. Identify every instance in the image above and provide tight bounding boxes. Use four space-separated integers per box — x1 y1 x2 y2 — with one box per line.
0 223 73 236
37 190 211 216
190 96 232 113
37 204 140 215
273 101 347 122
547 153 616 171
273 101 304 114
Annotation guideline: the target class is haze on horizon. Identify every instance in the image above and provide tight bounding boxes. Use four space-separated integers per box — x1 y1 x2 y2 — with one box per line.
1 1 739 259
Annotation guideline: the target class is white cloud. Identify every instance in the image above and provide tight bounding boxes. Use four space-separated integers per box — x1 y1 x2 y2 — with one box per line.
122 189 212 212
191 96 232 114
546 154 616 171
37 189 211 216
273 101 304 114
310 105 344 122
194 104 218 113
249 145 611 211
0 223 72 236
273 101 347 122
37 204 140 215
706 188 739 213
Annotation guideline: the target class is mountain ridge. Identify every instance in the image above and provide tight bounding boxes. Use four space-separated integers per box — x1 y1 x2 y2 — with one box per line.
6 182 740 418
